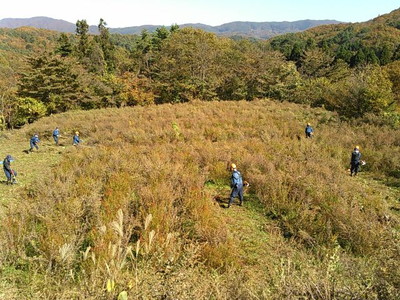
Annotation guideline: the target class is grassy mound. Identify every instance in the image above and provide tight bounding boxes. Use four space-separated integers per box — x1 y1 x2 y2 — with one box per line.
0 100 399 299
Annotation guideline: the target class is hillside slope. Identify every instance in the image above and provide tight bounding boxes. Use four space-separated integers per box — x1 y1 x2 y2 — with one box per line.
0 27 60 88
0 17 77 33
269 8 400 66
0 16 341 39
0 100 399 299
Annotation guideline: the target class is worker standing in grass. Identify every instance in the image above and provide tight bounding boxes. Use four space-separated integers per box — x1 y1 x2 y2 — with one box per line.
3 155 17 184
305 123 314 138
52 127 60 145
228 163 244 208
73 131 80 146
29 133 40 152
350 146 362 176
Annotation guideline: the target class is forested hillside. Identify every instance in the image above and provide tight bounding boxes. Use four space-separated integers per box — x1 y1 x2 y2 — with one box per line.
0 16 341 38
269 8 400 111
0 9 400 130
0 12 398 130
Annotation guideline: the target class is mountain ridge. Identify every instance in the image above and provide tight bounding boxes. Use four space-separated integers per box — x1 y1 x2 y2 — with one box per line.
0 16 342 39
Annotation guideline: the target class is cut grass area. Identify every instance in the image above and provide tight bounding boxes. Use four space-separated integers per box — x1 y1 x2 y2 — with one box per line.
206 182 282 267
0 130 73 208
0 129 76 296
358 173 400 222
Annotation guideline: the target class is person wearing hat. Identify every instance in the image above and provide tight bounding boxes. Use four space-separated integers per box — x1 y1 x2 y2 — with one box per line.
350 146 362 176
29 133 40 152
73 131 80 146
305 123 314 138
228 163 244 208
3 155 17 184
52 127 60 145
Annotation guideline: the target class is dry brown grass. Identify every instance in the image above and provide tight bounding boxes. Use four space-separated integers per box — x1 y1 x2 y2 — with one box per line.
0 99 399 299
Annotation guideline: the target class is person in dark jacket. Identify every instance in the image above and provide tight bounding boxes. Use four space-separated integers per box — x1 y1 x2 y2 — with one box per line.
350 146 362 176
305 123 314 138
52 127 60 145
29 133 40 152
73 131 80 146
228 163 244 208
3 155 17 184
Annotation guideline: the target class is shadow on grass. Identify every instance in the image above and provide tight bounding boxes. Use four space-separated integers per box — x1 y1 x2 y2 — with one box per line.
385 180 400 189
372 175 400 189
0 180 17 185
213 195 230 208
390 206 400 213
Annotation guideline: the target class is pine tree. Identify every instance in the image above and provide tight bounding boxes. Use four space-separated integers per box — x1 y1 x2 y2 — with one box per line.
289 43 303 62
17 54 85 113
56 33 73 57
151 26 170 51
76 19 90 58
96 18 115 72
351 49 366 67
170 24 179 33
132 30 154 76
379 44 393 65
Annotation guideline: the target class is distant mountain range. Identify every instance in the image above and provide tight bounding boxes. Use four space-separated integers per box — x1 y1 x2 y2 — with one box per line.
0 16 342 39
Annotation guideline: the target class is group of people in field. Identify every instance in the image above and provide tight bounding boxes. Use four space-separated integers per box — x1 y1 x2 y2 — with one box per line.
3 122 364 203
29 128 81 152
227 123 364 208
3 128 81 185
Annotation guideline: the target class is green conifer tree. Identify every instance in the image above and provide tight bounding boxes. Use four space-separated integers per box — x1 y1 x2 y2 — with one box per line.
56 33 73 57
17 54 85 113
96 18 115 72
76 19 90 58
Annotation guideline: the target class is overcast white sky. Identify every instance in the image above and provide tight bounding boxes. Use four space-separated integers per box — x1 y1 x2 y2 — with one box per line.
1 0 399 27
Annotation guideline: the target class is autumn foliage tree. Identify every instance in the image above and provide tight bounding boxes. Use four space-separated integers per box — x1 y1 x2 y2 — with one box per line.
153 28 229 102
327 65 394 118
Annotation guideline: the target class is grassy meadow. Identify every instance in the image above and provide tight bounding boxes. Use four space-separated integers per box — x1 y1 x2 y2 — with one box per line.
0 99 399 299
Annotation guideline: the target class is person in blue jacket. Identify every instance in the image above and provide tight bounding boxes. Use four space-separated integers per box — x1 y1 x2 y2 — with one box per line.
73 131 80 146
350 146 362 176
305 123 314 138
3 155 17 184
52 127 60 145
29 133 40 152
228 163 244 208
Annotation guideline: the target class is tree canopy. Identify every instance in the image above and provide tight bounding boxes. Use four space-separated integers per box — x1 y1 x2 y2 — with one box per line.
0 12 400 128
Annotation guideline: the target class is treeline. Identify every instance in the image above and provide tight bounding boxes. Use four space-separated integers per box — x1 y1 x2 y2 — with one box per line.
1 15 400 129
